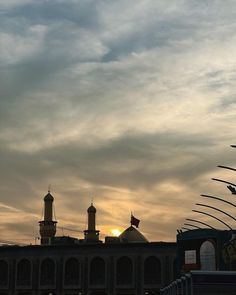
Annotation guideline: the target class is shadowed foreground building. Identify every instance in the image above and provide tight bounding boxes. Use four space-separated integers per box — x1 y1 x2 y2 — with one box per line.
177 228 236 272
0 192 177 295
161 229 236 294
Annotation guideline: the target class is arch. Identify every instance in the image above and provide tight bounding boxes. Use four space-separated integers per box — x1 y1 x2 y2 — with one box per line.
64 258 80 286
40 258 56 286
200 240 216 270
0 260 8 286
116 256 133 285
17 259 31 286
144 256 161 284
90 257 105 285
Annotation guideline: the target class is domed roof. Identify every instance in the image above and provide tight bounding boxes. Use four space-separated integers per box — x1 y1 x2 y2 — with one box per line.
44 191 54 201
87 203 96 213
119 226 148 243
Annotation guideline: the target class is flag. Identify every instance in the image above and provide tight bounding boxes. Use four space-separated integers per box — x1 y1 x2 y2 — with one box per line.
130 214 140 228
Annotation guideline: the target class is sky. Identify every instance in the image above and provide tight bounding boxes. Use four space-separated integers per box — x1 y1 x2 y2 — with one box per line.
1 0 236 244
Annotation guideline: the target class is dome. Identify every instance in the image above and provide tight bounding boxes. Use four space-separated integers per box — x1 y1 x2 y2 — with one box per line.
119 226 148 243
87 203 96 213
44 192 54 201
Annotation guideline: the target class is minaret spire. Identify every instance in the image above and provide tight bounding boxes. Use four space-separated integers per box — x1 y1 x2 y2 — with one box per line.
84 202 100 243
39 190 57 245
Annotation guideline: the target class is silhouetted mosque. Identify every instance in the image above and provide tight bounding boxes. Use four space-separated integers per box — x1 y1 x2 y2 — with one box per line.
0 191 177 295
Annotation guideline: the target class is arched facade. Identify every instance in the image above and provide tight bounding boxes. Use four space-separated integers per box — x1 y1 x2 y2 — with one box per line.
0 242 176 294
90 257 106 285
144 256 161 284
40 258 56 286
116 256 133 286
64 257 80 286
17 259 32 286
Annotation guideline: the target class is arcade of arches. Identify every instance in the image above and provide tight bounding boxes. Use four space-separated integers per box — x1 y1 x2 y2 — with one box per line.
0 243 176 295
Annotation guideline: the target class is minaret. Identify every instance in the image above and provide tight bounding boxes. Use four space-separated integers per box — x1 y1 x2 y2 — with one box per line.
39 190 57 245
84 203 100 242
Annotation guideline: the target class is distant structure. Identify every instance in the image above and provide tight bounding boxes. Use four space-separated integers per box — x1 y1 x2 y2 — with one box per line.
39 190 57 245
0 191 177 295
84 203 100 242
119 225 149 243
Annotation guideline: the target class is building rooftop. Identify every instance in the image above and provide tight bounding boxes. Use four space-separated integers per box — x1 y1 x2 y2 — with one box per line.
119 225 149 243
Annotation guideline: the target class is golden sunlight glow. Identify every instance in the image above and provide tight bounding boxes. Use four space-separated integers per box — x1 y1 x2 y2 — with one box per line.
111 229 122 237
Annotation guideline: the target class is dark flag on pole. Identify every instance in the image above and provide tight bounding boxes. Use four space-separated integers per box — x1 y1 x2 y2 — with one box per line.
130 214 140 228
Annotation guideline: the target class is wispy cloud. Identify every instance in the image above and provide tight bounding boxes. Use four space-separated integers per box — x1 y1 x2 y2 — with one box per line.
1 0 236 242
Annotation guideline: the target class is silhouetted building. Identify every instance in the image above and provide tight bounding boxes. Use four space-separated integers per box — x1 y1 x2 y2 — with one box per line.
161 229 236 294
84 203 100 243
176 228 236 274
0 192 177 295
39 191 57 245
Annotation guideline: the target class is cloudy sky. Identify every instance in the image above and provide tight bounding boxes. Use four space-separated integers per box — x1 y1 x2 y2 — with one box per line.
1 0 236 244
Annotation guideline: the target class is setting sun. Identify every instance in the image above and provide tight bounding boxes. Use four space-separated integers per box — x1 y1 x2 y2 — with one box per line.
111 229 122 237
